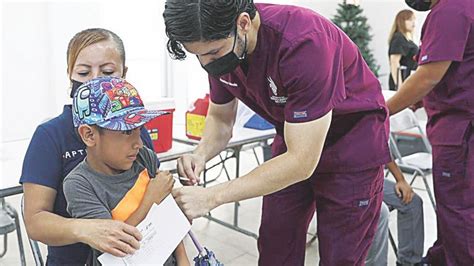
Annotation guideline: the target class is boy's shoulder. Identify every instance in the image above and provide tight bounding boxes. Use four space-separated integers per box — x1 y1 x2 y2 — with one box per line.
63 160 98 204
63 160 92 187
137 146 159 177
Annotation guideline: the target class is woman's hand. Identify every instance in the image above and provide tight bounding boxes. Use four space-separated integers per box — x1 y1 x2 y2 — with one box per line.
77 219 142 257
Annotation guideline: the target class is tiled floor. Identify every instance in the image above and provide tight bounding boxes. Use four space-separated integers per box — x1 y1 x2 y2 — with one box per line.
1 145 437 265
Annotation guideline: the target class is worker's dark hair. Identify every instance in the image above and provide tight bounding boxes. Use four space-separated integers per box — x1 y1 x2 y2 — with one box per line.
163 0 257 60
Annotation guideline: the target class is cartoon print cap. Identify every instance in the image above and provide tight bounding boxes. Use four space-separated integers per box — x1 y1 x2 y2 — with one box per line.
72 76 167 131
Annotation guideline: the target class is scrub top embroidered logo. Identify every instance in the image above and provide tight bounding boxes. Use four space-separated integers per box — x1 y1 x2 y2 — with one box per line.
358 199 369 207
293 111 308 119
268 77 287 104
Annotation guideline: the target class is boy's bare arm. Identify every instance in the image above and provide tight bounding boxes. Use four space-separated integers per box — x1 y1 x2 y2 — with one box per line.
124 171 175 226
387 160 414 204
175 241 190 266
124 171 187 263
387 160 406 183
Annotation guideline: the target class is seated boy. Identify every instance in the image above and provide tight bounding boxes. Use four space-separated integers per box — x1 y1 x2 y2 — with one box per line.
366 160 424 266
63 76 189 266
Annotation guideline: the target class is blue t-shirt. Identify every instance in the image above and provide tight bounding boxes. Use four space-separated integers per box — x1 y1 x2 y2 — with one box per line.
19 104 155 265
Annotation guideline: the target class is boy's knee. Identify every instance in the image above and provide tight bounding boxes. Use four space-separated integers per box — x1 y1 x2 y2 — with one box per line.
410 193 423 207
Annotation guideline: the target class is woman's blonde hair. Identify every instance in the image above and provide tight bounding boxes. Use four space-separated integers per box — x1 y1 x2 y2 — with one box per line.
66 28 125 79
388 10 415 44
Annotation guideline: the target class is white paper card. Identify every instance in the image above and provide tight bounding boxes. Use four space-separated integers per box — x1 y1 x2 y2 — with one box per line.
98 195 191 265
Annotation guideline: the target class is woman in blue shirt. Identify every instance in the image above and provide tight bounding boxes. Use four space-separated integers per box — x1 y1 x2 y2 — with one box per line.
20 28 154 265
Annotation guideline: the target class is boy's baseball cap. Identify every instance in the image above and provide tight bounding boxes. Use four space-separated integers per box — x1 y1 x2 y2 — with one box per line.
72 76 167 131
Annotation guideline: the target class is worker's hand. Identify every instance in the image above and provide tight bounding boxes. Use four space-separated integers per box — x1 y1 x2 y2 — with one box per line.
79 219 142 257
172 186 217 220
395 180 414 204
177 153 205 186
144 170 175 204
409 101 423 112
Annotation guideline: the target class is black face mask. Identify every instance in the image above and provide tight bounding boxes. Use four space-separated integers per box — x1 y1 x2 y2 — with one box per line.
70 79 84 98
201 28 248 77
405 0 432 11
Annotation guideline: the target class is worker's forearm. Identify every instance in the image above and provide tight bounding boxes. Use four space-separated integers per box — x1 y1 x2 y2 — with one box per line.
194 115 233 162
387 71 436 115
210 151 316 205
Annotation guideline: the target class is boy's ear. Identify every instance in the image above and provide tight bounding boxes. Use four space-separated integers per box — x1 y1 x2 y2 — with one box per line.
77 125 97 147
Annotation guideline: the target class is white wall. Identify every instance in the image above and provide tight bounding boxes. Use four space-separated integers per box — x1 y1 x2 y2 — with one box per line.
1 0 428 143
164 0 429 126
293 0 428 86
1 0 169 142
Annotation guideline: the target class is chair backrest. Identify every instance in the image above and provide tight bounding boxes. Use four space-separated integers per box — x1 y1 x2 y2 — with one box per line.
0 198 16 235
20 197 44 266
389 108 432 154
381 90 396 101
390 109 419 132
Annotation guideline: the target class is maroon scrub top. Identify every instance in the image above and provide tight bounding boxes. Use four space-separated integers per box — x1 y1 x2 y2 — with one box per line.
210 4 390 173
418 0 474 146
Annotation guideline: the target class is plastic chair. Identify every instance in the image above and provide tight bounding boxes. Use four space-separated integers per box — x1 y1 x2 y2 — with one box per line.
20 197 44 266
389 109 436 210
0 198 26 266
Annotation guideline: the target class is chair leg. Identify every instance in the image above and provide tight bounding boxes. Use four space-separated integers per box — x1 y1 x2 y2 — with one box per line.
21 196 44 266
252 147 261 165
305 216 317 247
29 239 44 266
421 175 437 211
14 214 27 266
218 152 232 181
388 229 398 259
0 234 7 258
409 172 417 186
5 204 26 266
